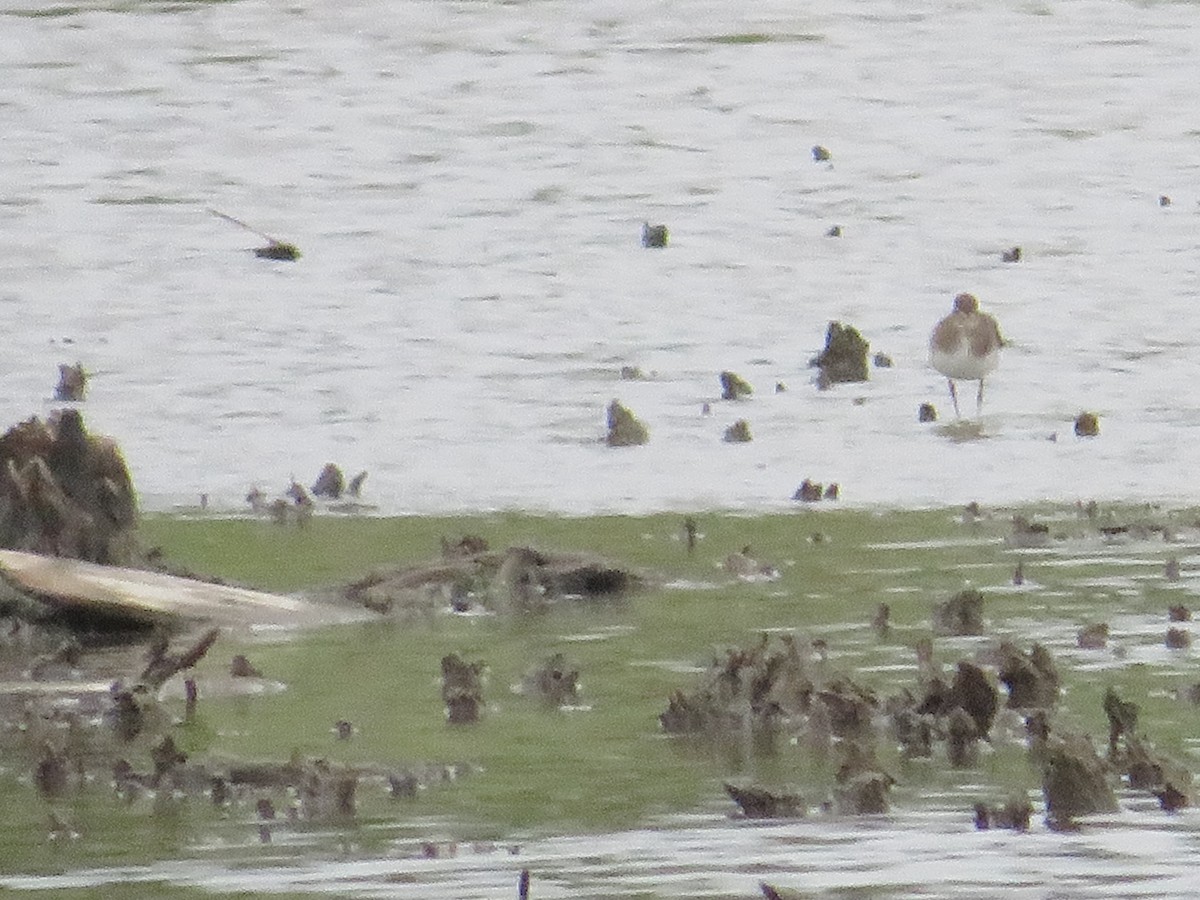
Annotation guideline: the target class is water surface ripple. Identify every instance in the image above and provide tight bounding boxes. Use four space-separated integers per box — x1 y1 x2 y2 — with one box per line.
4 0 1200 515
6 808 1200 899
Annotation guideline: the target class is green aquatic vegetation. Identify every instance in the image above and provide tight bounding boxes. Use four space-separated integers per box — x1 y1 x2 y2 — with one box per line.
6 504 1200 884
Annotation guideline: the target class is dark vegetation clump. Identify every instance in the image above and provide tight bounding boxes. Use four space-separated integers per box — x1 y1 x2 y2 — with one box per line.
811 321 870 385
605 400 649 447
719 371 753 400
932 588 984 636
54 363 88 402
442 652 485 724
723 419 752 443
641 221 668 248
521 652 580 707
334 537 637 618
1074 412 1100 437
0 409 138 565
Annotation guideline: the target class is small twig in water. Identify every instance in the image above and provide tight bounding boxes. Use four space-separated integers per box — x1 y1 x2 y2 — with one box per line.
209 208 301 260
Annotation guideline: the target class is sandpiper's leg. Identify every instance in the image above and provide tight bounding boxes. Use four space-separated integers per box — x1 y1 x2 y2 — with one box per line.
976 379 985 415
947 380 961 418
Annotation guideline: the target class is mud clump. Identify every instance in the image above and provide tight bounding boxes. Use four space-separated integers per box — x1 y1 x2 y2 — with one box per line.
230 654 263 678
792 479 839 502
1074 412 1100 437
1104 687 1193 808
659 633 814 742
442 653 485 724
311 463 345 499
973 797 1033 831
54 363 88 402
723 419 752 443
105 628 220 742
1041 737 1118 825
932 588 984 636
833 742 895 814
719 371 753 401
520 652 580 707
333 534 637 619
0 410 138 565
641 221 668 248
1077 622 1109 650
997 642 1061 710
605 400 649 447
1166 627 1191 650
811 321 870 385
724 782 806 818
310 463 368 500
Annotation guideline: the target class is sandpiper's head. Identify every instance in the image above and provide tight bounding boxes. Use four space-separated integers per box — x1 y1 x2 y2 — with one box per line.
953 292 979 313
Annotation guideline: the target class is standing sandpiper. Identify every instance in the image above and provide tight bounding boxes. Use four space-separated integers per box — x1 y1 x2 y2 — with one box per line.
929 292 1005 417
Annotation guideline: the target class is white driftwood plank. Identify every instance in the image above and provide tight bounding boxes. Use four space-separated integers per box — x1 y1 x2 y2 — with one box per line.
0 550 363 629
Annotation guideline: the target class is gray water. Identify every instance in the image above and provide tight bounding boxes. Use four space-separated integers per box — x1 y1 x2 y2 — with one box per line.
4 0 1200 516
8 809 1200 898
6 1 1200 897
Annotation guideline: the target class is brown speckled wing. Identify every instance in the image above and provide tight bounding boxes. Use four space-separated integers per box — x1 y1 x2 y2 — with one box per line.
967 314 1003 356
931 315 962 354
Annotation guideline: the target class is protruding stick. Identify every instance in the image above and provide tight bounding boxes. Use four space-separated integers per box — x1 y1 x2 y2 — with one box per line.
208 208 286 247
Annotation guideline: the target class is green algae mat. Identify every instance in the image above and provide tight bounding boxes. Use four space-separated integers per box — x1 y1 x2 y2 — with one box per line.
3 503 1200 893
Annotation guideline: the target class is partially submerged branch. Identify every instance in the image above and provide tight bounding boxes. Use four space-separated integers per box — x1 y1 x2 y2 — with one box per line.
209 208 301 261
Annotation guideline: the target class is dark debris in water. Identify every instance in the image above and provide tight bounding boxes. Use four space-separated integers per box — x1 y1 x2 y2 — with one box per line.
253 242 301 261
209 208 301 261
7 500 1200 888
332 541 639 618
660 500 1200 840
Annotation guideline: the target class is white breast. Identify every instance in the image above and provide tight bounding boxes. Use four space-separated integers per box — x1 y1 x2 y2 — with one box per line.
930 343 999 380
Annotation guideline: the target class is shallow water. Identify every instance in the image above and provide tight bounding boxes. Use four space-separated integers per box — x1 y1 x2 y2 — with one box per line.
6 1 1200 897
9 807 1200 900
4 512 1200 899
4 0 1200 516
